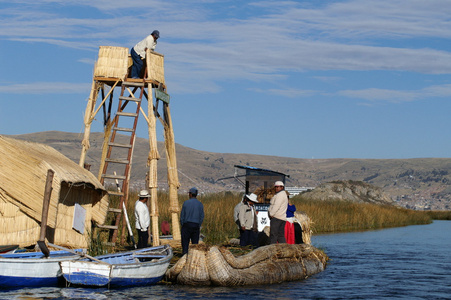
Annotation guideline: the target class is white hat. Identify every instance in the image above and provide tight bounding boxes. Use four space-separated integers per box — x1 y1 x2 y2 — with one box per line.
139 190 151 198
274 181 284 187
246 193 259 203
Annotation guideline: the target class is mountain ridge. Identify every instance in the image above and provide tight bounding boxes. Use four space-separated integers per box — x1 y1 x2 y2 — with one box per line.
7 131 451 210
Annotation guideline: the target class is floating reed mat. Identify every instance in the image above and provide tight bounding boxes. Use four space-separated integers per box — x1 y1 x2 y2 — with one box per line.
166 243 328 286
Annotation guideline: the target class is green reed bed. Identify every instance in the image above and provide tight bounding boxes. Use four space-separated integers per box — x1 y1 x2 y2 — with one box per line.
101 191 435 249
425 210 451 220
290 196 432 233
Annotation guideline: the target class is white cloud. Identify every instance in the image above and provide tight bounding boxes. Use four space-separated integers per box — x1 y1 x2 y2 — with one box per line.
3 0 451 97
0 82 90 94
337 84 451 103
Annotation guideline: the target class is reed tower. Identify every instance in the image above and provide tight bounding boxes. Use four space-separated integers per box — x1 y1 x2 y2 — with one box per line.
78 46 180 246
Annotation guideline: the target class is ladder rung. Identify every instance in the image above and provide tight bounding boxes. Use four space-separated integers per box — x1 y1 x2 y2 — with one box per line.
119 96 141 102
105 158 130 164
117 112 138 117
108 142 132 148
108 208 122 213
108 191 124 196
114 127 134 132
102 174 126 180
97 224 118 230
123 81 144 87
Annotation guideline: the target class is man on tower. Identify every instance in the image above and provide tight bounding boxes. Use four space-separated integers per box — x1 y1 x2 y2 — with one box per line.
130 30 160 78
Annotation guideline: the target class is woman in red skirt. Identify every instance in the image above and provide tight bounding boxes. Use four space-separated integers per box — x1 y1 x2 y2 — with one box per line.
285 198 297 244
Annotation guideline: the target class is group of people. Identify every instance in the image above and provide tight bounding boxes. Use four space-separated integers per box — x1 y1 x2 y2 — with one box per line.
135 178 298 256
134 187 204 255
234 181 299 247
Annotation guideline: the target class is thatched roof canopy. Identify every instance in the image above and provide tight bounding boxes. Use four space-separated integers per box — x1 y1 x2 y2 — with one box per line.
0 135 109 247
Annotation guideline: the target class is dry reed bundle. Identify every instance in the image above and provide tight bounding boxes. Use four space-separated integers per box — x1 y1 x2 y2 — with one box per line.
294 211 313 245
162 105 181 240
146 50 165 84
94 46 129 80
253 186 277 203
166 243 327 286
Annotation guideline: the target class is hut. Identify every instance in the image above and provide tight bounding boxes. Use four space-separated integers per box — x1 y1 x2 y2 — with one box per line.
0 135 109 249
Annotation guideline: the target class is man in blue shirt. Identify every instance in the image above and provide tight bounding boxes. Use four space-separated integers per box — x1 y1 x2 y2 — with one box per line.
180 187 204 255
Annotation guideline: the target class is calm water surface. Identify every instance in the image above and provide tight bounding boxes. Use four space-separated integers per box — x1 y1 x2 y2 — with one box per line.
1 221 450 299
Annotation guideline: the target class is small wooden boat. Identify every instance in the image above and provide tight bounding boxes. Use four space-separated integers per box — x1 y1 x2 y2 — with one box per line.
60 244 173 287
0 249 85 288
0 245 19 254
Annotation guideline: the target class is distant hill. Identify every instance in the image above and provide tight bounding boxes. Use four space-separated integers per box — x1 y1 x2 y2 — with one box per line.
299 180 395 206
7 131 451 210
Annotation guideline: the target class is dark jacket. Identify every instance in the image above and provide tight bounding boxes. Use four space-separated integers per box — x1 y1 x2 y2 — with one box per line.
180 197 204 226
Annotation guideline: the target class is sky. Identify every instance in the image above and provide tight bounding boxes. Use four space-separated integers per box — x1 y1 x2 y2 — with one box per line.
0 0 450 159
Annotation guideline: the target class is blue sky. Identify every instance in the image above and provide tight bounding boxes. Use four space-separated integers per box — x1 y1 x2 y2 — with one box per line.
1 0 450 159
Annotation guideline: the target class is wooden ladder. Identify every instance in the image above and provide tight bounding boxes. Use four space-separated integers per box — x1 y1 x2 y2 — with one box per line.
97 80 145 245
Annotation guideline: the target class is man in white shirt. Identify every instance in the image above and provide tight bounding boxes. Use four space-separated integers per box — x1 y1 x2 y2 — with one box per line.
130 30 160 78
135 190 151 248
268 181 288 244
239 193 259 247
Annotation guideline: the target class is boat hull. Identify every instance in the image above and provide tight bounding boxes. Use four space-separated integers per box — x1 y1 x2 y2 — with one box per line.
0 250 84 288
60 245 172 287
0 245 19 254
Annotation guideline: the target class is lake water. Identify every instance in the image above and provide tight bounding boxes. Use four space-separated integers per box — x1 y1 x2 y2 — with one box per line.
1 221 450 299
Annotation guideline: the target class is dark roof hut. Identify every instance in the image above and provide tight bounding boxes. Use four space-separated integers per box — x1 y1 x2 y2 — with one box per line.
0 135 109 249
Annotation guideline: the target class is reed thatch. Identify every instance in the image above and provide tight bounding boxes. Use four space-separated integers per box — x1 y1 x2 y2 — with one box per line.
93 46 129 80
146 50 165 84
166 243 328 286
0 135 109 248
294 211 313 245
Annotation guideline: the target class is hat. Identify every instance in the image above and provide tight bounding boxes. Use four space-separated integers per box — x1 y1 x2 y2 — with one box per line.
151 30 160 39
246 193 258 203
189 187 198 195
274 181 284 187
139 190 150 198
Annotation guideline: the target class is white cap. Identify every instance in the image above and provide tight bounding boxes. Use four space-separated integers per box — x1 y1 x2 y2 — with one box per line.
246 193 259 203
139 190 151 198
274 181 284 187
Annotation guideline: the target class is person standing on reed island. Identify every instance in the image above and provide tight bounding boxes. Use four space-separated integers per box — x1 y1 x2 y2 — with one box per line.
130 30 160 79
285 198 297 244
233 195 246 238
180 187 204 255
239 193 259 247
268 181 288 244
135 190 151 248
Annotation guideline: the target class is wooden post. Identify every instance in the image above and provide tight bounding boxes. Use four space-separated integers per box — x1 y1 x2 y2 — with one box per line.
163 103 181 241
79 81 101 167
38 169 55 257
147 84 161 246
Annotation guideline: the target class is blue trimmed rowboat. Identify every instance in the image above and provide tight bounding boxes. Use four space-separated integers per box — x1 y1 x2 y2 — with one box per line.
60 244 173 287
0 249 85 288
0 245 18 254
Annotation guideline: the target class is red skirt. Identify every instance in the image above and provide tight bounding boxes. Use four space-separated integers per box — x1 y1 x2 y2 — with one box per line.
285 221 295 244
